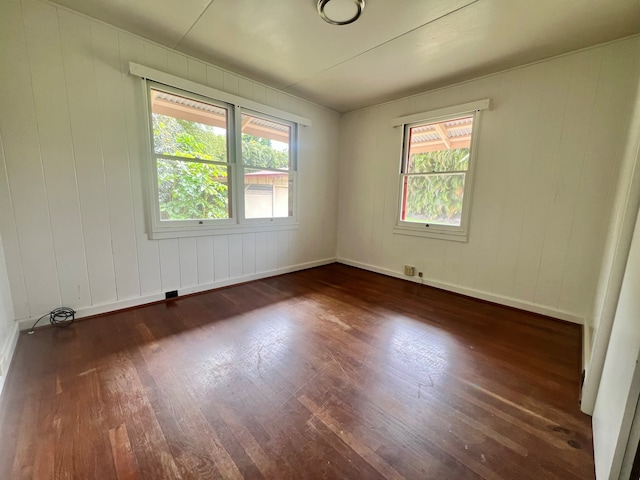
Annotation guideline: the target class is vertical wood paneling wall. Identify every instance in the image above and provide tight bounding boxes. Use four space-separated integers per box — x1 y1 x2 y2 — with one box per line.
0 0 340 324
337 37 640 324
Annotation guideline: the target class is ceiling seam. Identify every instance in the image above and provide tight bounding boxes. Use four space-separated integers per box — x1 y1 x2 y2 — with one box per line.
173 0 215 50
283 0 481 91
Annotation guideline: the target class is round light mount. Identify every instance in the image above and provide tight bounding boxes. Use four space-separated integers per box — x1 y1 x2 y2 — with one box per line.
317 0 365 26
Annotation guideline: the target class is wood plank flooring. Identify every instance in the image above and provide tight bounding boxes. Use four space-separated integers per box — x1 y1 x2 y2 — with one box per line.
0 264 594 479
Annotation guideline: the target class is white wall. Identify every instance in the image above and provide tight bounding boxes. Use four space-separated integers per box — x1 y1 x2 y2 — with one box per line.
1 0 638 348
337 37 640 324
0 234 18 395
582 73 640 414
592 202 640 479
0 0 341 326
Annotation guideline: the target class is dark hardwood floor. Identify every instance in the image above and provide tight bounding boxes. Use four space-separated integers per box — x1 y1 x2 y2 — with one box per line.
0 264 593 479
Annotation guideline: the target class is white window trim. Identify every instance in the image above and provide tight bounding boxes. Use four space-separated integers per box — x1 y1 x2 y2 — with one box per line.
392 99 490 242
391 99 489 127
131 63 309 240
130 62 311 127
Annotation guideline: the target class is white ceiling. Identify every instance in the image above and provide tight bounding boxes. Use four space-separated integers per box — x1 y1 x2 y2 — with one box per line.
49 0 640 112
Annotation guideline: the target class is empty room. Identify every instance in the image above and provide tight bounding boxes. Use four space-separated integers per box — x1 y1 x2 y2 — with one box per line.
1 0 640 478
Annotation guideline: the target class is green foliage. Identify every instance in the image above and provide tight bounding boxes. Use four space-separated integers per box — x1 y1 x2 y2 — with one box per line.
408 147 469 173
404 148 469 225
153 114 289 220
153 115 227 162
242 135 288 169
157 159 228 220
154 114 229 220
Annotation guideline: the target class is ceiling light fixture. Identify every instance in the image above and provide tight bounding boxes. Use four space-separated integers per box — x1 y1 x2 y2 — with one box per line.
317 0 365 25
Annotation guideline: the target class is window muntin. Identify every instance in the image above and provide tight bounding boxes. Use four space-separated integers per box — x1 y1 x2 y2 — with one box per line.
399 113 475 234
240 112 295 220
241 113 291 170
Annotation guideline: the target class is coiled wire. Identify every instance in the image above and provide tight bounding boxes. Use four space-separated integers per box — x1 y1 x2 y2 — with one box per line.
27 307 75 334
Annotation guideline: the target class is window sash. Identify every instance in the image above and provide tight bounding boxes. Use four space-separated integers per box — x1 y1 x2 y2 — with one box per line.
148 83 235 227
243 169 295 220
239 109 296 173
400 172 466 227
238 109 296 222
401 112 475 174
156 163 232 221
152 156 235 226
150 86 232 163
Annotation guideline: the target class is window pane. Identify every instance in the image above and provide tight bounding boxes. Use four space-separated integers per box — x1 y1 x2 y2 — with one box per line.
244 168 292 219
241 113 290 170
401 173 465 226
151 89 228 162
407 116 473 173
157 159 229 220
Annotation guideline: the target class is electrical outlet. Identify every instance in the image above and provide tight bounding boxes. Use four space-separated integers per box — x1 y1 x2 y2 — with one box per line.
404 265 416 276
418 272 423 278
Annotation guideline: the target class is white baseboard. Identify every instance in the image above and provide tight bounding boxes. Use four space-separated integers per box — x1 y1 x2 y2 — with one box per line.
337 257 585 325
17 257 337 331
0 321 20 396
177 257 336 296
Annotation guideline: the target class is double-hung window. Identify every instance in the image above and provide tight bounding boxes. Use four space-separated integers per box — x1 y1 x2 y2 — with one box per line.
394 100 489 242
151 87 234 224
139 72 304 239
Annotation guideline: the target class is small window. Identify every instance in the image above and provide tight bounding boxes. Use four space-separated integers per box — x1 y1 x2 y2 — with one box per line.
396 110 481 241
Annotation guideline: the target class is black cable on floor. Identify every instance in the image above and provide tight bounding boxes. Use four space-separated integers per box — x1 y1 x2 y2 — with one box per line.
27 307 76 334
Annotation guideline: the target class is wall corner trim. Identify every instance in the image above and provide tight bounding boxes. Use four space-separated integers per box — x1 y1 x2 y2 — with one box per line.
0 322 20 397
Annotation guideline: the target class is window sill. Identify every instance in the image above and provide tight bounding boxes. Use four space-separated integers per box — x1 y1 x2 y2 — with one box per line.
149 221 299 240
393 225 468 243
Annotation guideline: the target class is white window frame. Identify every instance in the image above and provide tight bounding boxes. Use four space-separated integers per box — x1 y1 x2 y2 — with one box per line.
392 99 490 242
147 82 237 232
130 62 310 240
237 109 298 225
